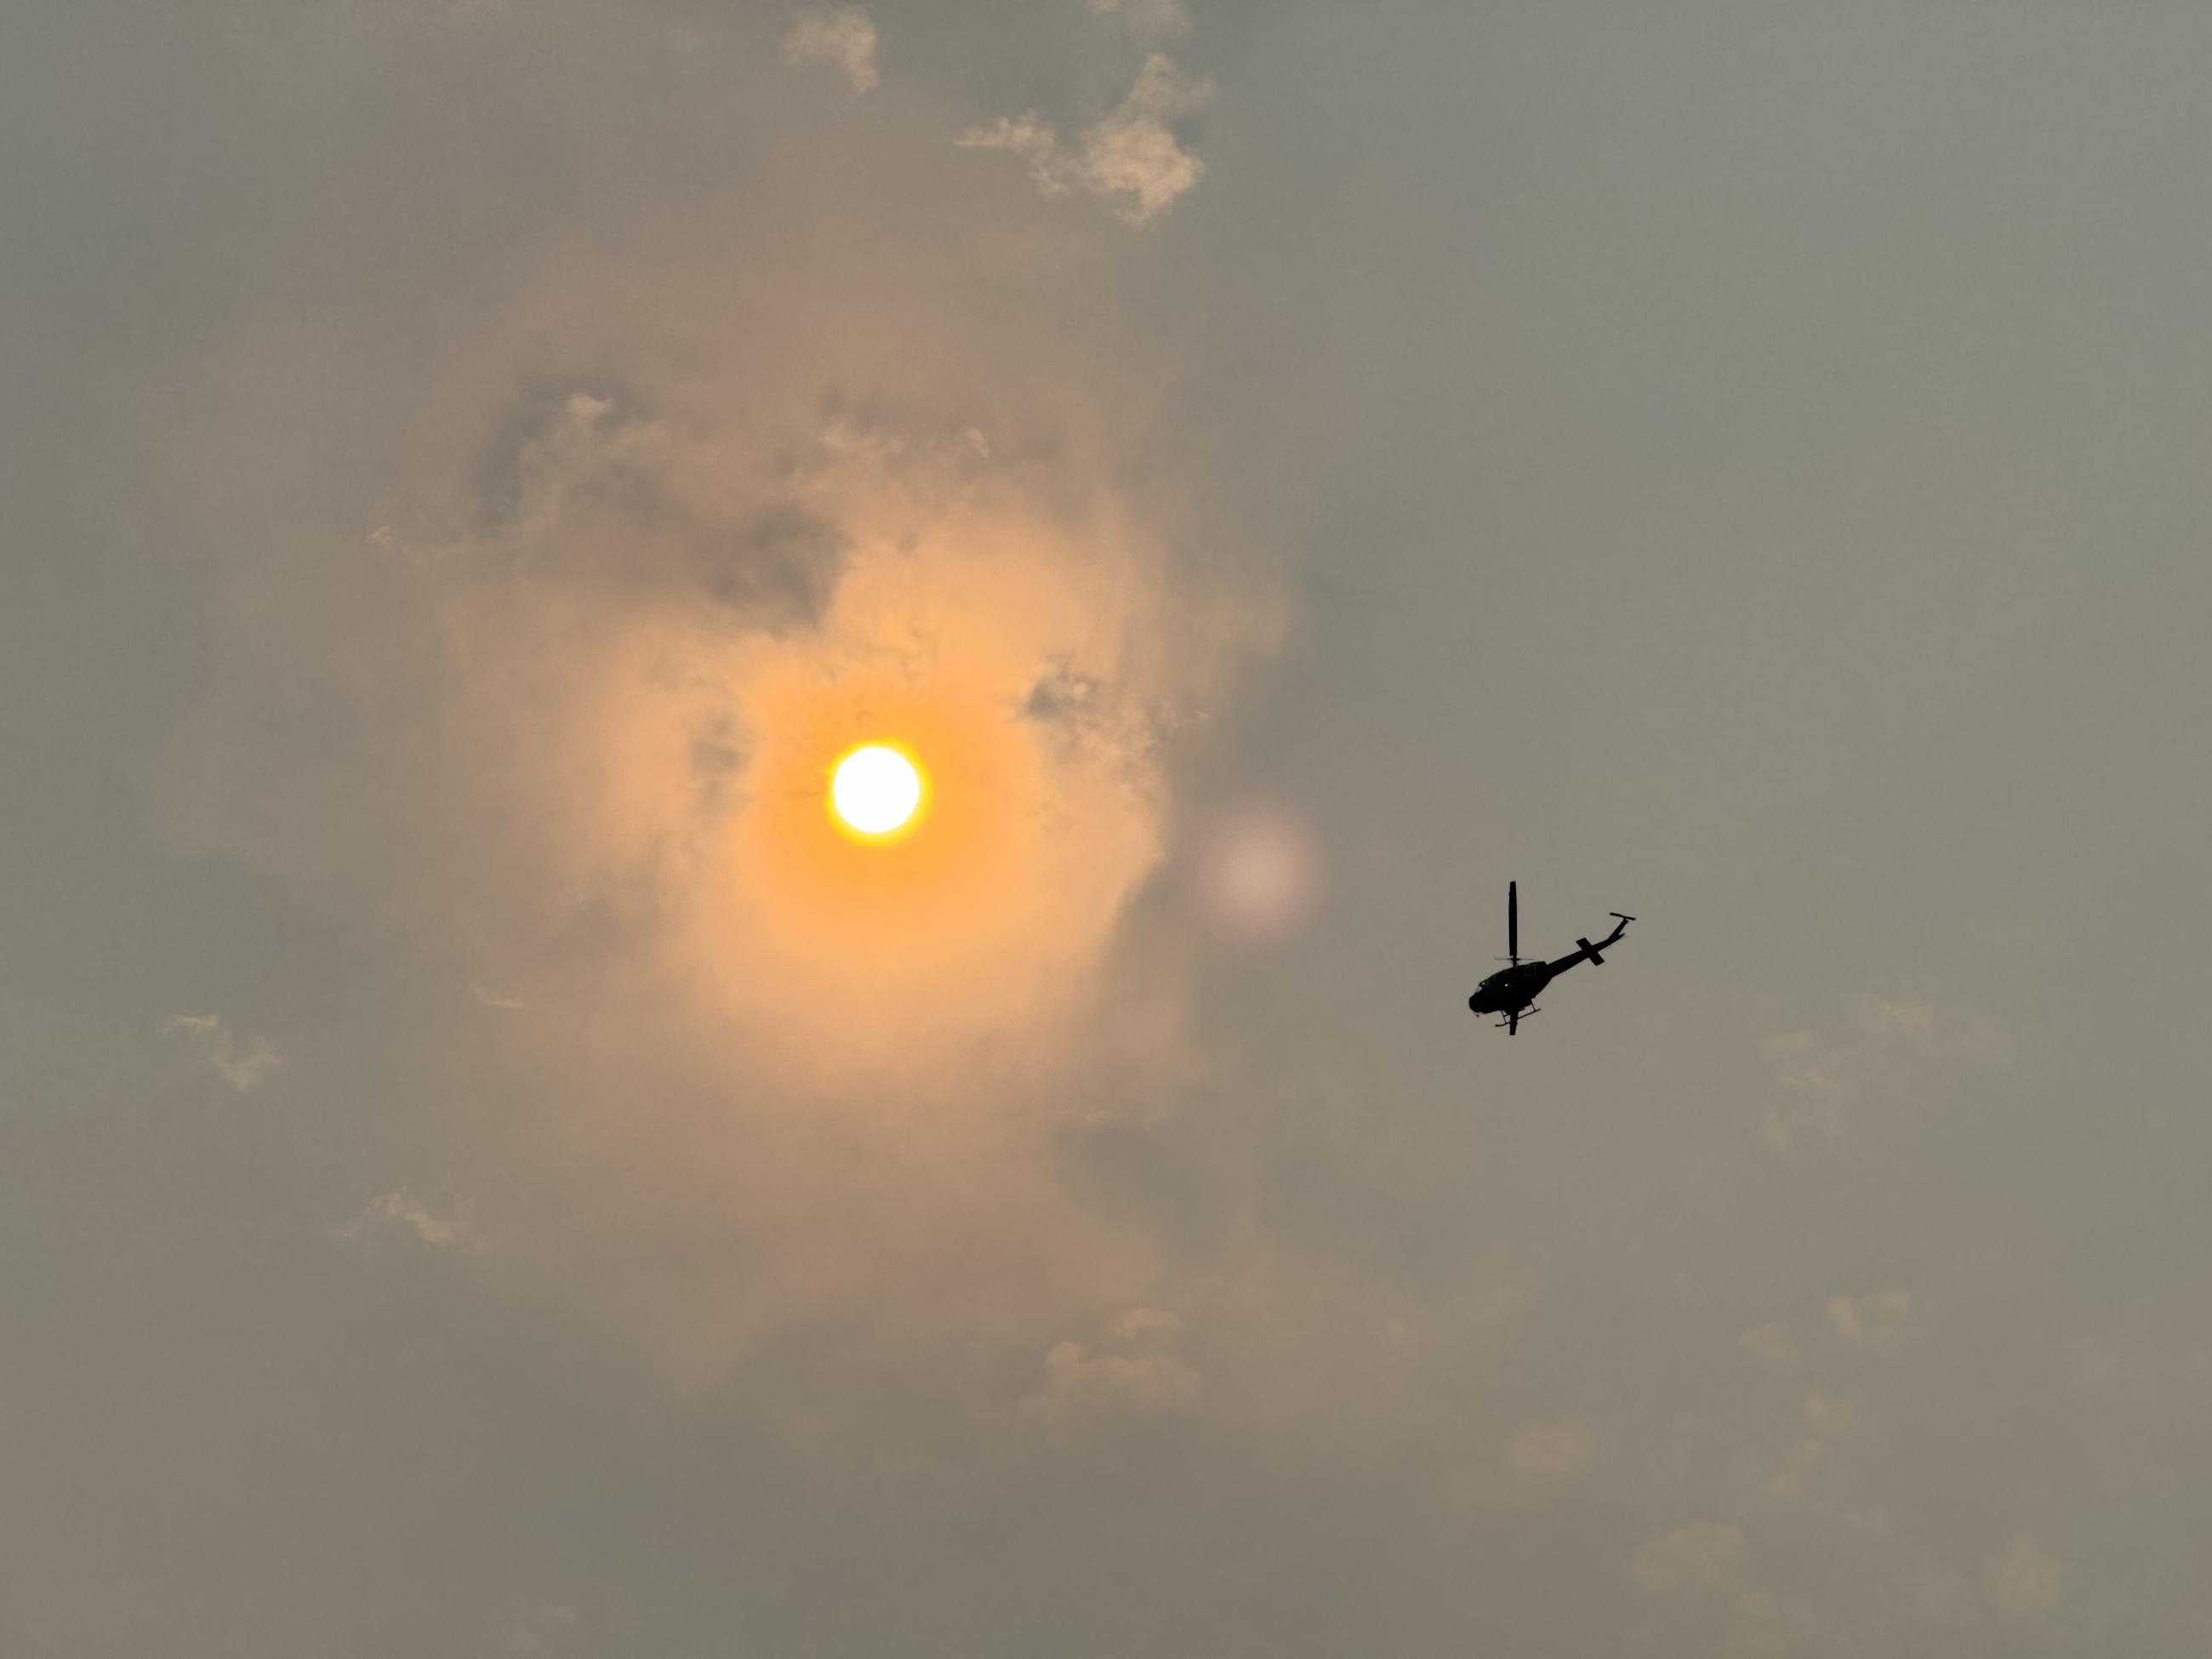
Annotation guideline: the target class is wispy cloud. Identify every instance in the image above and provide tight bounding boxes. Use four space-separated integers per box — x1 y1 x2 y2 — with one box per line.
1737 1320 1800 1371
161 1013 282 1092
1758 994 2003 1159
1989 1534 2064 1616
1630 1519 1747 1595
339 1186 482 1250
1735 1288 1924 1384
1023 1308 1200 1443
1087 0 1189 48
1034 1339 1201 1415
1507 1422 1593 1480
780 5 879 95
958 54 1213 223
1827 1287 1925 1354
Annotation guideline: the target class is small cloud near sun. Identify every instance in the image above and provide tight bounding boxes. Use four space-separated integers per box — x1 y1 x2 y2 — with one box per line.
958 53 1213 223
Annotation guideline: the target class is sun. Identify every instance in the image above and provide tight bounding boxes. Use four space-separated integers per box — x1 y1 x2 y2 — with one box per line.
830 744 925 839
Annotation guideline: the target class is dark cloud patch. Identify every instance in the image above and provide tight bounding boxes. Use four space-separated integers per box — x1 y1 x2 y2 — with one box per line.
710 506 848 627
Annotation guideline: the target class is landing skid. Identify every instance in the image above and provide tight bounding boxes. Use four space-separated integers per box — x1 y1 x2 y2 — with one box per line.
1497 1006 1540 1033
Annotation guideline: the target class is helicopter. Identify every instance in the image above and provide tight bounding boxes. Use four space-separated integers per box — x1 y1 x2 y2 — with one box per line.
1467 881 1634 1034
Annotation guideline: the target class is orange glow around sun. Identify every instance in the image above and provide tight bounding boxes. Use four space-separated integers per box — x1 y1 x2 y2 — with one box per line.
726 648 1043 1006
745 647 1023 886
704 520 1164 1046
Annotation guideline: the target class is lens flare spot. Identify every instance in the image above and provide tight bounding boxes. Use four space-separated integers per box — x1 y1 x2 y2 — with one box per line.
1186 804 1320 945
830 744 925 838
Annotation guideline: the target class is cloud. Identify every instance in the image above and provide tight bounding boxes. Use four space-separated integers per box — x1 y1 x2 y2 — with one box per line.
1016 1306 1204 1452
1038 1339 1202 1415
1026 1337 1201 1441
1736 1320 1800 1371
1758 994 2004 1158
339 1186 482 1250
955 114 1066 194
334 368 1269 1086
1507 1422 1593 1480
1799 1388 1874 1444
160 1013 282 1092
1083 53 1214 219
144 18 1284 1470
1826 1287 1924 1354
1727 1387 1895 1536
1736 1291 1922 1382
1088 0 1190 48
1748 1431 1834 1504
44 9 2212 1650
780 5 879 94
1630 1520 1747 1595
1104 1305 1184 1344
1989 1534 2063 1616
958 54 1214 223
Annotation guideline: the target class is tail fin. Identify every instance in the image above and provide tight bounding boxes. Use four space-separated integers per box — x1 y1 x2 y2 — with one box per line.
1577 937 1605 965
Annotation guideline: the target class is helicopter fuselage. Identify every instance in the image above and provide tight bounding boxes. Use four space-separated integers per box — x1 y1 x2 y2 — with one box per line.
1467 958 1564 1016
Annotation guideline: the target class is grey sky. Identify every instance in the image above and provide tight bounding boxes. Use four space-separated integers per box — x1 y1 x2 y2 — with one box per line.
6 3 2212 1655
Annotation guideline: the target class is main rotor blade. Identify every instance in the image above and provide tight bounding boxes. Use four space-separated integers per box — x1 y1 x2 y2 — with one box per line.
1508 881 1518 962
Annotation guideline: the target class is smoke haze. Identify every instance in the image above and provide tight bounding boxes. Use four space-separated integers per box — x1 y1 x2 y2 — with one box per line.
8 3 2212 1655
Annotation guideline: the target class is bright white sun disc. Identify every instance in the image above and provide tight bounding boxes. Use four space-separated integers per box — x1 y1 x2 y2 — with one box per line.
831 744 922 835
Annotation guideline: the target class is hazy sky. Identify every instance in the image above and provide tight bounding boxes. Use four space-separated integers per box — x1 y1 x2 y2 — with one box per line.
7 3 2212 1655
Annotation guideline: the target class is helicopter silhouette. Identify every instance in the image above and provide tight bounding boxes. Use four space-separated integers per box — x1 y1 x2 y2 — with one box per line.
1467 881 1634 1034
